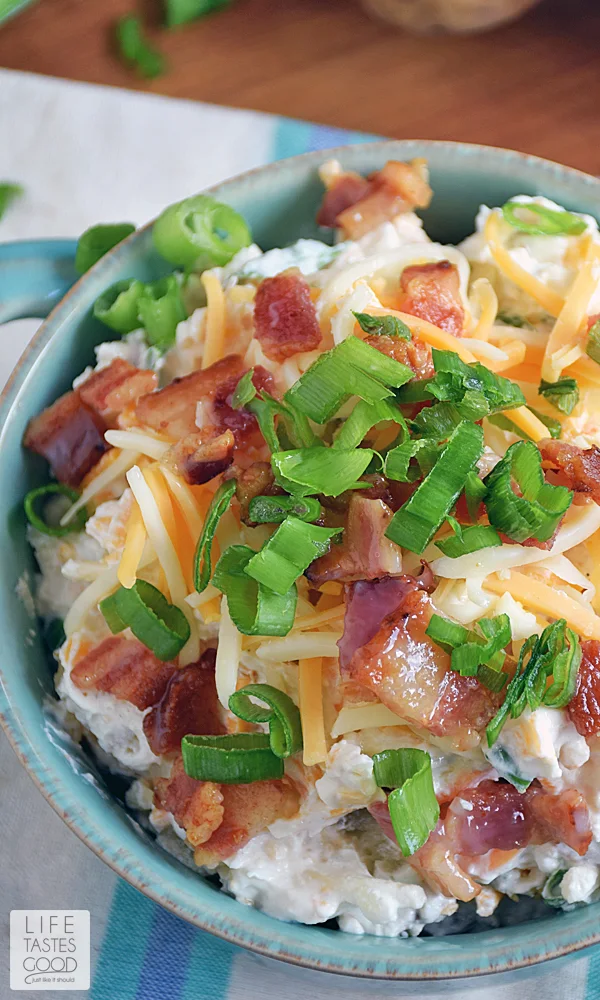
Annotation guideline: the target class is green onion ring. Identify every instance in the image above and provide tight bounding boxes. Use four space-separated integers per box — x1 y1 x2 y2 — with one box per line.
181 733 284 783
93 279 145 334
229 683 303 758
24 484 87 537
193 479 236 593
99 579 190 661
372 748 439 857
152 194 252 270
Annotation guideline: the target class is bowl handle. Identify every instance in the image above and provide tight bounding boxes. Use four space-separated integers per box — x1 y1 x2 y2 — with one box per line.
0 240 79 323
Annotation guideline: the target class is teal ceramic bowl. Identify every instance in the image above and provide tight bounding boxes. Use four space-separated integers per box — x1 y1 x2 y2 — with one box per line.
3 140 600 981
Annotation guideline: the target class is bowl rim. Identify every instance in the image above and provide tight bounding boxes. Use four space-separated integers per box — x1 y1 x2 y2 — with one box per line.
3 137 600 981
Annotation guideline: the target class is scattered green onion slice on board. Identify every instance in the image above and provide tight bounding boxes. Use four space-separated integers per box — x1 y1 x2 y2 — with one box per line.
193 479 236 593
100 579 190 661
152 194 252 269
115 15 166 79
501 200 587 237
483 440 572 543
385 421 484 554
247 495 322 525
372 748 440 857
245 516 342 596
24 484 87 537
228 683 302 758
93 279 145 334
137 275 187 352
181 733 283 783
75 222 136 274
352 311 411 339
212 545 297 636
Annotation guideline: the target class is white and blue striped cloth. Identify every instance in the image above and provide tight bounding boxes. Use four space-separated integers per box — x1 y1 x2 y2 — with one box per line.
1 67 599 999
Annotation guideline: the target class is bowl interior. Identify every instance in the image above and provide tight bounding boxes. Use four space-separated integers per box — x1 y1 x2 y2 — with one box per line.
3 140 600 979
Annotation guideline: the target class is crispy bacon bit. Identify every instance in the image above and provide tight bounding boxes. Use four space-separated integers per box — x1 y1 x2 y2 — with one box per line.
78 359 157 427
169 429 235 485
529 787 592 856
364 333 434 380
398 261 465 336
337 568 433 671
155 759 299 865
253 274 321 363
308 497 402 586
316 173 372 228
368 801 479 901
155 758 224 847
446 780 533 855
211 365 274 441
318 160 432 241
143 648 224 755
71 635 176 710
346 590 500 747
568 639 600 737
235 461 284 524
23 390 108 487
539 438 600 504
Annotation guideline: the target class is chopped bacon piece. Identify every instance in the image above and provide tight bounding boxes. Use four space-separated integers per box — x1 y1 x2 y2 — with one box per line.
78 359 157 427
364 333 434 380
346 590 500 747
155 757 299 865
253 274 321 363
368 801 479 901
143 648 224 755
71 635 176 710
169 429 235 485
211 365 274 441
23 390 108 487
398 261 465 336
316 173 372 228
235 461 284 524
155 758 224 848
538 438 600 504
445 780 533 855
308 497 403 586
529 787 592 856
337 568 433 671
568 639 600 737
318 160 432 241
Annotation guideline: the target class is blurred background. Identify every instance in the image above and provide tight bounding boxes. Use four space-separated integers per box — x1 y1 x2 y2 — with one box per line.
1 0 600 173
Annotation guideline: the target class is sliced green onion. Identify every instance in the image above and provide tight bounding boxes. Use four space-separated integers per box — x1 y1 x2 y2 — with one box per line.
410 401 463 440
231 370 256 409
284 335 413 423
247 495 322 524
193 479 236 593
435 519 502 558
228 683 302 758
384 438 441 483
333 398 407 451
463 470 487 522
232 373 317 452
394 378 435 404
539 376 580 416
100 579 190 661
487 408 562 441
153 194 251 269
212 545 297 636
486 620 581 746
93 279 145 334
137 275 187 352
272 446 374 498
165 0 230 28
496 312 533 329
483 440 572 543
181 733 283 783
372 748 439 857
501 200 587 236
542 869 568 908
385 421 483 554
426 612 510 691
352 311 411 339
586 319 600 366
115 15 166 79
245 516 342 596
75 222 136 274
428 349 525 415
0 182 23 221
24 484 87 537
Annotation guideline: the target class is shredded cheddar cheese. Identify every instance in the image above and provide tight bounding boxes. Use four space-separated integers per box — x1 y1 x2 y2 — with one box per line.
541 239 600 381
59 448 141 527
298 657 328 766
117 502 146 589
201 270 227 369
364 306 477 363
483 571 600 640
484 211 565 317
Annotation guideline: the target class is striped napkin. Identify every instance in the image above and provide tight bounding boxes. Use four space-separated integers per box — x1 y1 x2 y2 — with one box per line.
1 67 599 999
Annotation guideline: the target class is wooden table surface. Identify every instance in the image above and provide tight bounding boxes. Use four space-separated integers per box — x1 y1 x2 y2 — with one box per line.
2 0 600 173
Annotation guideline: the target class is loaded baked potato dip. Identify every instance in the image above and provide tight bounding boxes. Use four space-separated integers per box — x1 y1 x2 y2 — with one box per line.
22 159 600 936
